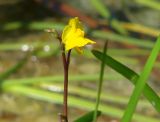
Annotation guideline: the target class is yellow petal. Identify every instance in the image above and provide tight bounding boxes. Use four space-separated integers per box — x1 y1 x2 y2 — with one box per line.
65 37 95 51
69 17 83 30
62 17 83 43
62 25 72 43
75 28 84 37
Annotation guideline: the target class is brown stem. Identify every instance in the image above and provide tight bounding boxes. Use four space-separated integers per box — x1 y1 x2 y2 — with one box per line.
61 47 71 122
67 50 71 67
63 58 68 120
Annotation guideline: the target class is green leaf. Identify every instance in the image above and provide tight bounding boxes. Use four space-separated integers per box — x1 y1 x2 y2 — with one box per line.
121 36 160 122
74 110 101 122
92 50 160 113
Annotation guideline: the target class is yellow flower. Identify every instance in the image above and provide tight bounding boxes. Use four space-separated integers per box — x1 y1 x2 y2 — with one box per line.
62 17 95 53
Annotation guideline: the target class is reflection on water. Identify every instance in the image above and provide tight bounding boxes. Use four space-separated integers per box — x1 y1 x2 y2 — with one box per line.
21 44 30 52
43 45 50 52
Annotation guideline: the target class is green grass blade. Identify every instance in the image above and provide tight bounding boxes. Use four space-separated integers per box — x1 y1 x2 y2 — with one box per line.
0 56 27 80
90 0 110 18
40 83 152 109
111 19 128 35
91 31 154 48
121 36 160 122
3 78 151 109
2 21 65 31
3 85 160 122
2 74 123 86
135 0 160 10
92 50 138 82
74 111 101 122
93 42 108 122
92 50 160 112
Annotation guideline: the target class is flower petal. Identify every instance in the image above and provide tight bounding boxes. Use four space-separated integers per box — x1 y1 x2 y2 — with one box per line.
69 17 83 30
65 37 95 51
62 25 74 43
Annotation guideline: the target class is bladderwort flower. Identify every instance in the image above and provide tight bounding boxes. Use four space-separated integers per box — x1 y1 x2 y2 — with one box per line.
62 17 96 53
47 17 96 122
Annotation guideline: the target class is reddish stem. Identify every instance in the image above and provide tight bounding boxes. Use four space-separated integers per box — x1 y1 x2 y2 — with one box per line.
61 48 71 122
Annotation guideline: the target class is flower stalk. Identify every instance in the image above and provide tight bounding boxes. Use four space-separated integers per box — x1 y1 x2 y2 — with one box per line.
62 48 71 122
57 39 71 122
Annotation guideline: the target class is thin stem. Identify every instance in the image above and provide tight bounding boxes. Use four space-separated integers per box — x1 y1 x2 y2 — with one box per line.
67 50 72 67
61 47 71 122
61 50 67 122
55 34 71 122
93 41 108 122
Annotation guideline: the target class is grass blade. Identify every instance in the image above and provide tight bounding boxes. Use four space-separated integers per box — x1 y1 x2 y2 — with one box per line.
0 56 27 80
93 41 108 122
3 85 160 122
91 31 154 48
121 36 160 121
92 50 160 112
90 0 110 18
135 0 160 10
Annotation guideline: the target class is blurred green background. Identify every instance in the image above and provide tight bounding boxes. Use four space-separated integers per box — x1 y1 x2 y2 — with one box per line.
0 0 160 122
